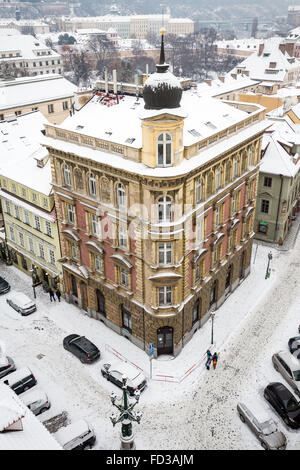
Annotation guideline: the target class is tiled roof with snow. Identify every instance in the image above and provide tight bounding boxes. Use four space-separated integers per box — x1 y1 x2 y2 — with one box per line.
0 383 62 450
196 75 259 98
0 74 77 111
261 125 300 177
0 111 52 194
0 34 60 60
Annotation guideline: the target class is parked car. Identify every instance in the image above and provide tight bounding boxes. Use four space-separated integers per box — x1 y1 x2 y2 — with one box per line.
264 382 300 429
0 276 10 295
6 291 36 316
272 351 300 396
288 336 300 360
63 334 100 363
54 419 96 450
237 402 287 450
0 356 16 379
21 388 50 416
2 366 36 395
101 360 147 396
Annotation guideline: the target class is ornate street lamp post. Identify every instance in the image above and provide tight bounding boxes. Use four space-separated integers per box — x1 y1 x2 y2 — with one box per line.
109 373 142 450
265 251 273 279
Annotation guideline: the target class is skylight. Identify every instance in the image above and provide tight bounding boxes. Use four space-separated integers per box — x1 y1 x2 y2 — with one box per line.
76 125 84 130
125 137 135 144
188 129 201 137
204 121 217 130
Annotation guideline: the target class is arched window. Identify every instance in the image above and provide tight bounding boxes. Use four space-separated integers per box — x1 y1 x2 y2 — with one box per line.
89 173 96 196
215 167 221 190
117 183 126 211
157 133 172 167
233 157 238 178
207 172 213 197
64 164 71 187
74 169 83 190
196 178 202 204
158 196 172 223
248 147 253 166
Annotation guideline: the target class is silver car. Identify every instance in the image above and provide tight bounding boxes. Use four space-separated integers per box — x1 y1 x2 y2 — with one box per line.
272 351 300 397
21 388 51 415
0 356 16 379
237 402 287 450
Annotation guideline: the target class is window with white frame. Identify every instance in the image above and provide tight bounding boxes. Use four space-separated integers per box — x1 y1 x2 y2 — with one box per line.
49 249 56 266
14 205 20 220
71 242 79 260
91 214 99 236
5 200 11 215
117 183 126 211
118 224 127 249
19 232 25 248
94 254 102 273
67 204 75 225
28 237 34 253
43 198 48 208
157 133 172 167
45 220 52 237
9 226 15 241
196 218 203 245
196 178 202 204
89 173 97 196
34 215 41 231
233 157 238 178
215 167 221 190
159 286 172 306
24 210 30 225
158 242 172 265
158 196 172 223
64 164 71 187
231 193 237 215
39 243 45 259
120 267 129 288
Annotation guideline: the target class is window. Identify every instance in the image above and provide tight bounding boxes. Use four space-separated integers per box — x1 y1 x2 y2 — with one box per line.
39 243 45 260
71 242 79 259
159 286 172 306
14 205 20 220
158 243 172 265
5 200 11 215
67 204 75 224
48 104 54 114
45 221 52 237
231 193 237 215
261 199 270 214
249 147 253 166
196 218 203 245
215 206 220 228
158 196 172 223
19 232 25 248
32 192 37 203
9 227 15 242
62 101 69 110
258 221 268 233
24 210 30 225
233 157 238 178
264 177 272 188
120 268 129 288
21 187 26 198
117 183 126 211
64 164 71 187
28 237 34 253
49 249 56 266
89 173 97 196
157 133 172 167
118 225 127 249
196 179 202 204
12 183 16 193
91 214 99 236
122 306 131 332
94 254 102 273
43 198 48 208
215 167 221 190
34 216 41 231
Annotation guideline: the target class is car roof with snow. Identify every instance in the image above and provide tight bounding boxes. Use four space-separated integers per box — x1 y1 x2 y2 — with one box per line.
277 350 300 370
9 291 34 305
1 366 33 383
21 388 47 405
108 360 144 381
54 419 91 445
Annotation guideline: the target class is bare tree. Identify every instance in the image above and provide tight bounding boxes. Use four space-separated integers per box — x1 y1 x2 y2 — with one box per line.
63 51 93 87
88 34 119 76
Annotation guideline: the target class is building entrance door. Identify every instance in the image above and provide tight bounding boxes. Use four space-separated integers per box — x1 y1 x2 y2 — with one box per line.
157 327 173 356
96 289 106 316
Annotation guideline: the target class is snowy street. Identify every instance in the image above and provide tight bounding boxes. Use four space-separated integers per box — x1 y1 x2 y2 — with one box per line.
0 233 300 450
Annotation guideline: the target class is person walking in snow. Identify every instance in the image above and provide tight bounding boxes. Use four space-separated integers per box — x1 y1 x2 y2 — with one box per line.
55 289 61 302
205 349 212 370
212 352 219 370
49 289 55 302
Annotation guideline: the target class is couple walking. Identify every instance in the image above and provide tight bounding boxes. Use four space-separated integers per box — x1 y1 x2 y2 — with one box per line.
49 288 61 302
205 349 219 370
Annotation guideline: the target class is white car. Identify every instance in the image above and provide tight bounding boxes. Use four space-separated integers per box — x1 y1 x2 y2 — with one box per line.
21 388 51 416
6 291 36 316
54 419 96 450
101 360 147 396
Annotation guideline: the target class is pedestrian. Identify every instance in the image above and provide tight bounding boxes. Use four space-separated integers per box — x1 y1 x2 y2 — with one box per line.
55 289 61 302
212 352 219 370
49 289 55 302
205 349 212 370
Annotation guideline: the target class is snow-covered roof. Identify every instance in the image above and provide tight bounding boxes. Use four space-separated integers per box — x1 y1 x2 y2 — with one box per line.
54 419 90 447
0 111 52 195
0 74 77 111
0 34 60 61
261 126 300 177
0 383 62 450
216 37 261 52
196 74 259 98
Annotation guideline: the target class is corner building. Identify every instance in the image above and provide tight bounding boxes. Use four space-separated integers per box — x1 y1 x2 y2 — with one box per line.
42 35 269 357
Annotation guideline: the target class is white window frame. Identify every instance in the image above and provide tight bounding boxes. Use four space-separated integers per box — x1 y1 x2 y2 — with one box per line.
45 220 52 237
118 224 127 249
67 204 75 225
89 173 97 196
117 183 126 211
91 214 99 236
158 242 172 265
158 196 172 223
158 286 172 306
196 178 202 204
120 267 129 288
157 133 172 167
64 164 71 187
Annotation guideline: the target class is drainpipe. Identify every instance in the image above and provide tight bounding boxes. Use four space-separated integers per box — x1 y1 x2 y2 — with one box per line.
274 174 283 243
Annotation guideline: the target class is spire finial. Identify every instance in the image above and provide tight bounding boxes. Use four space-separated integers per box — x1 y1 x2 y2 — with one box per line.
157 28 168 73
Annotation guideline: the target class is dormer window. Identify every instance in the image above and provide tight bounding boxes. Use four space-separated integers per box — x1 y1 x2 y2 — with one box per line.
157 133 172 167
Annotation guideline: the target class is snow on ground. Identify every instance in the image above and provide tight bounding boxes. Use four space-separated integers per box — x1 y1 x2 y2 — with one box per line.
0 232 300 449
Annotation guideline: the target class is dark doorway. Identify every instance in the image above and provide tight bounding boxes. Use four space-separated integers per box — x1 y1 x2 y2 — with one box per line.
210 280 217 306
157 326 173 356
192 298 201 326
96 289 106 317
240 252 245 279
71 274 78 297
225 265 232 295
80 282 88 311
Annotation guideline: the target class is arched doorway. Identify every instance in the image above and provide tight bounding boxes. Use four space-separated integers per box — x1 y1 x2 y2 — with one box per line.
96 289 106 317
157 326 173 356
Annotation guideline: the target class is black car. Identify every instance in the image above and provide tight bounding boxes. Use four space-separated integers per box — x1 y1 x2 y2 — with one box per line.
264 382 300 429
63 334 100 363
0 276 10 295
288 336 300 359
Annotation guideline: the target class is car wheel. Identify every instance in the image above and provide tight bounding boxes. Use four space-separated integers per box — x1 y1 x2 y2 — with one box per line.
284 416 290 426
273 363 279 372
239 413 246 423
261 442 268 450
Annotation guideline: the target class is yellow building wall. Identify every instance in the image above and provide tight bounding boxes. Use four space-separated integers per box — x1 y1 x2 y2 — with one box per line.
237 93 283 113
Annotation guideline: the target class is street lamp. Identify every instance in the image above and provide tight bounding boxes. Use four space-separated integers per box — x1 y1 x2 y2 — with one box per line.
109 373 142 450
30 265 38 298
265 251 273 279
211 311 215 345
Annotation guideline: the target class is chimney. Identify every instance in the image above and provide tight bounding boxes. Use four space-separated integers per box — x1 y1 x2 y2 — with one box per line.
231 73 237 80
286 42 295 57
113 69 117 94
205 79 212 86
258 43 264 56
242 70 250 76
279 43 286 55
218 76 225 83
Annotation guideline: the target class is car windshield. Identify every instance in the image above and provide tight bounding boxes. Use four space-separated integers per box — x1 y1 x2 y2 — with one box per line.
260 420 277 435
284 395 300 412
293 369 300 381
